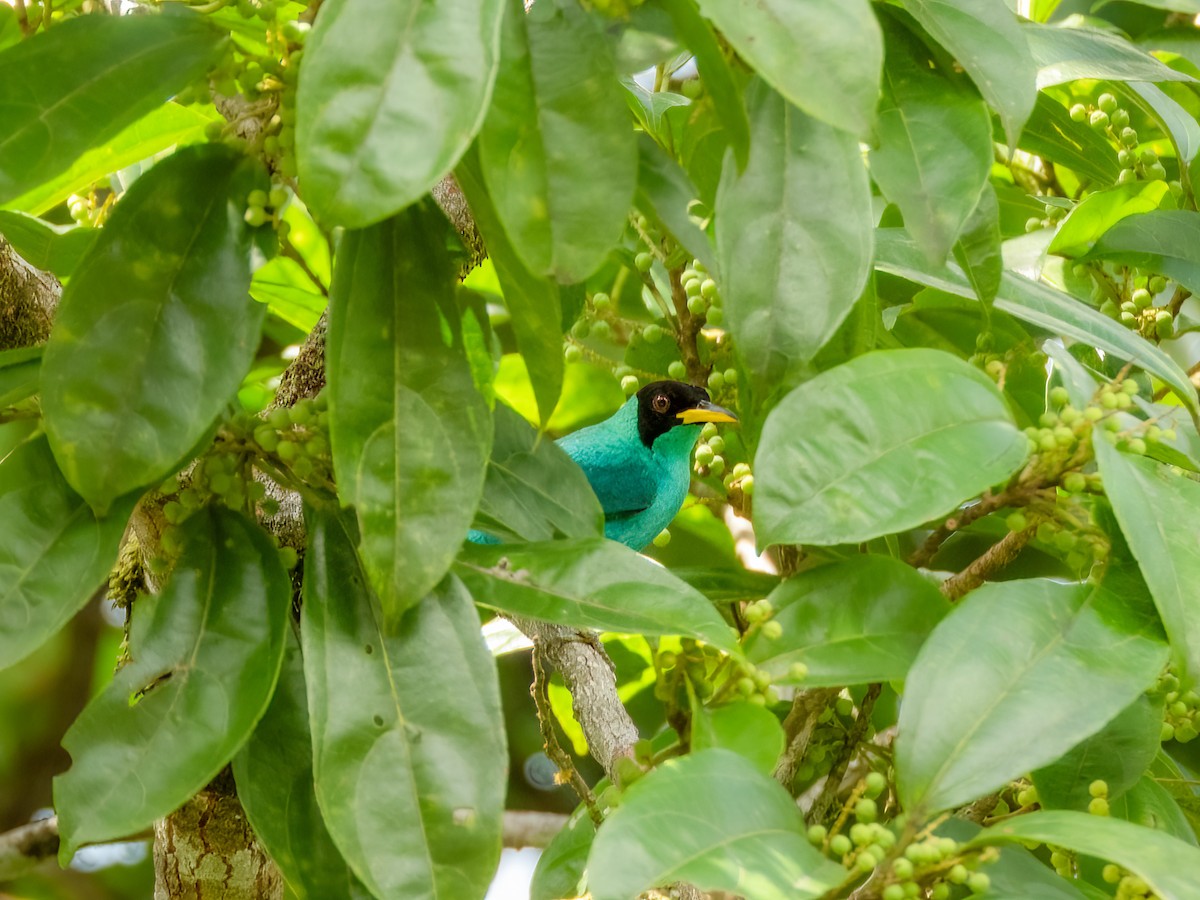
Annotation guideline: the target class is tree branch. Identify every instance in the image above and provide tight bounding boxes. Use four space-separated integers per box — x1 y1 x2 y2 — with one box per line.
774 687 839 788
0 816 60 880
939 525 1037 602
0 236 60 351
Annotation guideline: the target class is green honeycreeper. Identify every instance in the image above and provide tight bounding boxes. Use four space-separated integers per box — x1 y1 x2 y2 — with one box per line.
470 380 737 550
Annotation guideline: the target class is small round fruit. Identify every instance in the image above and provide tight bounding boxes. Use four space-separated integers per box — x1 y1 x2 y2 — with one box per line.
642 323 663 344
1098 93 1118 114
592 292 611 311
707 371 725 392
1069 104 1087 122
634 252 653 272
1089 109 1109 129
652 529 671 548
830 834 852 856
668 361 687 380
621 375 640 395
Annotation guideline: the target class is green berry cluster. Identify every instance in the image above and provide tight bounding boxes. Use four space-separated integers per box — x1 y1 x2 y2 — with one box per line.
1086 778 1110 817
66 187 112 227
1097 273 1176 341
742 598 782 640
1025 199 1068 234
1156 668 1200 744
681 260 724 327
244 185 289 228
693 422 727 477
1103 863 1159 900
1069 93 1171 185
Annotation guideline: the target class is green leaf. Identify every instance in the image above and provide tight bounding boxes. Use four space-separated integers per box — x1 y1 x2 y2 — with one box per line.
1096 442 1200 687
972 810 1200 900
233 633 371 900
54 506 290 860
302 511 506 900
587 749 843 900
0 345 41 408
1083 210 1200 297
872 17 993 264
1048 181 1171 257
899 0 1036 148
716 81 873 403
327 205 492 621
896 574 1168 814
457 149 563 425
479 0 635 282
937 818 1092 900
250 256 327 333
690 701 785 776
694 0 881 137
296 0 504 227
2 102 215 217
41 144 267 513
1032 694 1164 811
454 538 740 654
530 805 594 900
746 556 949 687
755 349 1027 547
658 0 749 169
1026 22 1195 89
0 211 95 278
636 135 718 279
1129 81 1200 164
474 403 603 542
953 183 1003 305
0 436 134 671
1114 775 1198 845
0 13 221 204
1015 92 1121 185
873 228 1200 421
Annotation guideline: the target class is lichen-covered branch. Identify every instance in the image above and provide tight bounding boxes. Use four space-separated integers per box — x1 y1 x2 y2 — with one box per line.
0 236 60 350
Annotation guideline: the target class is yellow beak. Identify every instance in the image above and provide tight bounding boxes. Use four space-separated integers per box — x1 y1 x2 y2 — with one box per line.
676 400 738 425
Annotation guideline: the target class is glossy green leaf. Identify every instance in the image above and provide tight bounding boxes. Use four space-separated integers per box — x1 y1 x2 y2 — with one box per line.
1084 210 1200 297
588 749 843 900
756 349 1026 547
54 506 290 860
872 18 993 264
1026 22 1194 89
2 102 214 217
874 228 1200 420
937 819 1092 900
636 135 718 278
694 0 881 137
530 804 594 900
1130 81 1200 164
0 14 221 203
0 346 40 408
658 0 749 169
746 556 949 687
249 256 326 333
41 144 267 513
896 574 1168 814
1032 694 1163 811
473 403 603 543
479 0 634 282
233 634 371 900
302 511 506 900
1114 775 1198 845
1015 92 1121 185
296 0 504 227
972 810 1200 900
327 205 492 620
1048 181 1170 257
690 701 785 776
0 436 133 671
1096 441 1200 687
716 81 873 402
899 0 1036 148
455 539 739 654
953 183 1003 305
0 211 95 278
457 150 563 425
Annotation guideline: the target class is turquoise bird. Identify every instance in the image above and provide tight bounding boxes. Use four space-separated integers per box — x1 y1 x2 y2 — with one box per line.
472 381 737 551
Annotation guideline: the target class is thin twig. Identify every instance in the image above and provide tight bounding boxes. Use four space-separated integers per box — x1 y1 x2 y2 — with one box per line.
940 525 1037 602
807 684 883 825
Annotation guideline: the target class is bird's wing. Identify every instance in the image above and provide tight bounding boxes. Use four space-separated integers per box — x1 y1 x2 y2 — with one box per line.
557 427 658 519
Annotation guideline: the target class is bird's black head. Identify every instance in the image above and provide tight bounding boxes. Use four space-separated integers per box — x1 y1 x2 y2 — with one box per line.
635 380 738 449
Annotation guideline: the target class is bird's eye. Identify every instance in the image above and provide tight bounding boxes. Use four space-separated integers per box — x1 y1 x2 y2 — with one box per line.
652 394 670 414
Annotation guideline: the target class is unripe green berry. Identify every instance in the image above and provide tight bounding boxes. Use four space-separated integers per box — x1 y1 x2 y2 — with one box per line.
830 834 852 856
1089 109 1109 129
652 529 671 548
1102 864 1122 883
1088 796 1110 816
278 546 298 569
1126 437 1147 455
855 798 878 823
244 206 268 227
708 456 725 476
1084 405 1103 421
700 278 718 299
642 323 663 344
592 292 611 311
706 307 724 326
1006 512 1028 532
1069 103 1087 122
1098 93 1118 113
1025 217 1043 233
701 422 719 440
634 252 653 272
1111 108 1130 129
949 864 969 884
1121 126 1139 147
761 620 783 640
1050 386 1070 406
564 344 582 364
967 872 990 894
883 885 905 900
694 444 715 466
1063 472 1087 493
1132 288 1152 309
1089 779 1109 798
856 850 878 872
892 857 913 880
1149 275 1167 293
789 661 808 680
724 367 737 385
707 435 725 454
1118 148 1136 167
687 294 706 315
591 320 612 341
621 375 639 395
685 279 703 298
1118 168 1137 185
931 886 950 900
707 371 724 392
667 360 687 380
1147 161 1167 181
